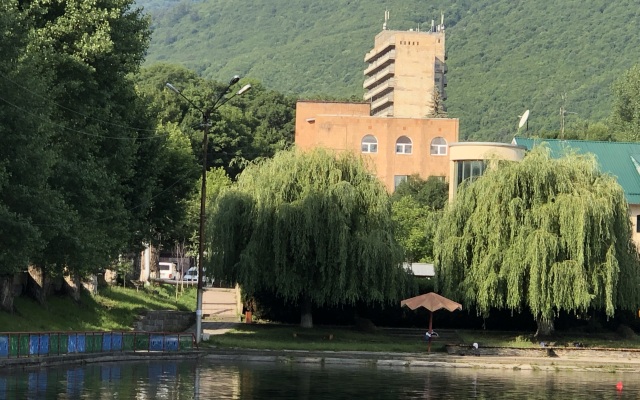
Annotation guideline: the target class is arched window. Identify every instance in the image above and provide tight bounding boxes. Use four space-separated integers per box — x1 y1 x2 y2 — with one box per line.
395 136 412 154
361 135 378 153
430 137 447 155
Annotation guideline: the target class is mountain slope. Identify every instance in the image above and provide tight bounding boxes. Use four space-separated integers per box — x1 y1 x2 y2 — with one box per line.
141 0 640 141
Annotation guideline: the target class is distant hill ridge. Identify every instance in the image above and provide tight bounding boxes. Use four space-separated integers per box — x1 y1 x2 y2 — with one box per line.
139 0 640 141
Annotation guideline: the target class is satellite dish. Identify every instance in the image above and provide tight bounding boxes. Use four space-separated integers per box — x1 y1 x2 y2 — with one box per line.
518 109 530 130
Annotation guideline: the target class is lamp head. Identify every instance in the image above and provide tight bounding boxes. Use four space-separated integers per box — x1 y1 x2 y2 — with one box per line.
229 75 240 85
165 82 180 94
237 84 252 95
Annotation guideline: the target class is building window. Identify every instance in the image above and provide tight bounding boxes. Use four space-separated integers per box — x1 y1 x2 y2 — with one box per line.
361 135 378 153
456 160 487 187
395 136 412 154
637 215 640 233
430 137 447 155
394 175 408 190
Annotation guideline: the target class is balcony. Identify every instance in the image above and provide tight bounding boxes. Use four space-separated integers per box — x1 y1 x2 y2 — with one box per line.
371 93 394 115
363 79 395 102
364 50 396 76
363 65 395 90
364 40 396 63
435 63 448 75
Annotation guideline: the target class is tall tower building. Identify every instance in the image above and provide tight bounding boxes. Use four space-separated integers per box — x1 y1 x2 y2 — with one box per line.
295 12 457 192
363 12 447 118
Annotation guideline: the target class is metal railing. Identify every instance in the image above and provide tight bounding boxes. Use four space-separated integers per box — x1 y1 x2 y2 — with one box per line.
0 331 198 358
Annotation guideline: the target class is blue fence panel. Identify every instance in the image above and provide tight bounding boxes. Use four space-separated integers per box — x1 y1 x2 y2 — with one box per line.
0 335 8 357
0 331 194 358
76 334 86 353
111 333 123 351
149 335 164 352
29 335 39 355
41 335 50 355
68 334 76 353
165 335 179 352
102 333 112 352
68 334 86 353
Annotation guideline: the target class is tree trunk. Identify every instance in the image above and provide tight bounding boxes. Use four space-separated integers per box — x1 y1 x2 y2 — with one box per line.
535 316 555 337
300 296 313 328
63 272 82 302
27 265 49 306
0 275 14 312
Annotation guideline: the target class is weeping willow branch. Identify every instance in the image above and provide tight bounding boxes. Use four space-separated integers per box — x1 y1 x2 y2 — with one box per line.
435 146 640 329
210 148 413 325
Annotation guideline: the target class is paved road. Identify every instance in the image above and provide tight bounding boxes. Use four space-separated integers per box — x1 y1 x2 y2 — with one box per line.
184 319 241 338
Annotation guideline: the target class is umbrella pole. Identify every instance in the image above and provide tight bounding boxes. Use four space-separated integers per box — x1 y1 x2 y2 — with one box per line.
427 311 433 353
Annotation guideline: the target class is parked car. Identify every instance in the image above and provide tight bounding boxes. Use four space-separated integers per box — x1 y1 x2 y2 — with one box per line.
158 262 180 280
182 267 211 286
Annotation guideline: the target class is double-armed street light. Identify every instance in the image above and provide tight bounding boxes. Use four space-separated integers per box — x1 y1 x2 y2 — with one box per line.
166 76 251 343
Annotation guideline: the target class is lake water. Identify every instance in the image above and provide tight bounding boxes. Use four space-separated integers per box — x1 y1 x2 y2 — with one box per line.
0 358 637 399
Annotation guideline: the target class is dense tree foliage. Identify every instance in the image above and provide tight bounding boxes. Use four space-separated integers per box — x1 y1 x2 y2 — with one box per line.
210 149 413 327
0 0 194 308
0 2 60 280
391 176 448 263
434 147 640 336
20 0 154 281
142 0 639 141
136 64 296 180
611 64 640 142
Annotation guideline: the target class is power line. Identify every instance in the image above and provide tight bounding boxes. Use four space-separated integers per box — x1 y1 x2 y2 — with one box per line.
0 93 169 140
0 71 162 134
28 163 200 227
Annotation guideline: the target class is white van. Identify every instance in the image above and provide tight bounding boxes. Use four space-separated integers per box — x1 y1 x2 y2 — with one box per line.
158 262 179 280
182 267 211 286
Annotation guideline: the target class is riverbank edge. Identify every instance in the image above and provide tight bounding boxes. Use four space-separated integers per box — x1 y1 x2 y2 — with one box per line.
3 347 640 373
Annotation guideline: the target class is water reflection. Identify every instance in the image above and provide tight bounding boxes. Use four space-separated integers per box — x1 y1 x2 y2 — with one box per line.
0 358 637 399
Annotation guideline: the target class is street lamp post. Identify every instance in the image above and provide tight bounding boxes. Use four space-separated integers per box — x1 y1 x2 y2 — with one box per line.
166 77 251 343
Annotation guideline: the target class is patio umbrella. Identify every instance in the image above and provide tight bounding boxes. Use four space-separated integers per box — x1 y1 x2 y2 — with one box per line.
401 292 462 351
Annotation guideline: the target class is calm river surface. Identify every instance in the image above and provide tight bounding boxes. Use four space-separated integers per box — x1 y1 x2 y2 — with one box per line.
0 358 637 399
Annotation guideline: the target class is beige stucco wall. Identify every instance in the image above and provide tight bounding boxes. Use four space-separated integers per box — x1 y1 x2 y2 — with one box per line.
448 142 526 201
629 204 640 250
295 101 458 192
364 29 445 118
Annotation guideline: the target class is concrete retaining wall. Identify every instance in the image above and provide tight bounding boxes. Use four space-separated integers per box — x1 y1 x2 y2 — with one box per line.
133 311 195 332
445 344 640 359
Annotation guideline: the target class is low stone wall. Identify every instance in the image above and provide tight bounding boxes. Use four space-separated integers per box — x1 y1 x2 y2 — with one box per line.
445 344 640 359
133 310 195 332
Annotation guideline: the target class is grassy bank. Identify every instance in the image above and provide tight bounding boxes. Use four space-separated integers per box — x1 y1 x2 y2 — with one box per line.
3 287 640 354
0 285 196 332
207 323 640 353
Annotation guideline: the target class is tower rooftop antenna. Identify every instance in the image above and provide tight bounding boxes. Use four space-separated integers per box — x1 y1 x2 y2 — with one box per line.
383 9 389 30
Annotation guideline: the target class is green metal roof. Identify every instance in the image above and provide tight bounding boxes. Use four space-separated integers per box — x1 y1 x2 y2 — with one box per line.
513 138 640 204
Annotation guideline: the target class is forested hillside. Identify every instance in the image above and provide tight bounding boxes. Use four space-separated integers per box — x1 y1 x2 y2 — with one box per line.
140 0 640 141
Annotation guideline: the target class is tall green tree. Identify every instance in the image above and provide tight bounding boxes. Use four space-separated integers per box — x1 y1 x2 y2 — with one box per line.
434 146 640 336
210 148 412 327
611 64 640 142
20 0 153 285
0 1 68 310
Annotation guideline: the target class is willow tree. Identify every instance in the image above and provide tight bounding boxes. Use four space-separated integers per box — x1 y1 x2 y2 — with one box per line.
435 146 640 336
210 148 411 327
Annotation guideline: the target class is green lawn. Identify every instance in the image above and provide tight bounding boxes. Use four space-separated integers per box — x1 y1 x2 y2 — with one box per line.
0 285 196 332
206 324 640 353
207 324 438 353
